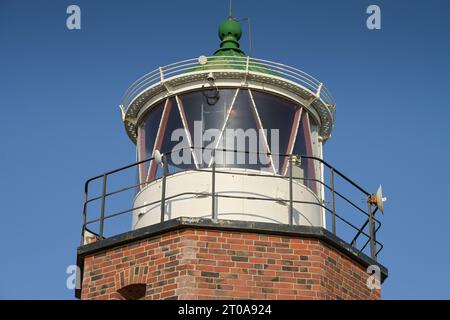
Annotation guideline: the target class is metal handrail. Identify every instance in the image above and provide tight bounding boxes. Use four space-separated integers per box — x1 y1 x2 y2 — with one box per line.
81 147 383 260
120 56 335 114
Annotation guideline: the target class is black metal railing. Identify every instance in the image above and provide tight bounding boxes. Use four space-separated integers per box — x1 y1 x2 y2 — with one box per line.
81 147 383 260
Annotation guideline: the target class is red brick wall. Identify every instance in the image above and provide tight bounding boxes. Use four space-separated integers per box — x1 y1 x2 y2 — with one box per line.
80 228 381 300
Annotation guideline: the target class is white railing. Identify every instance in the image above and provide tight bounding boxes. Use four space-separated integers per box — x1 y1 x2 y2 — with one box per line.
121 56 335 114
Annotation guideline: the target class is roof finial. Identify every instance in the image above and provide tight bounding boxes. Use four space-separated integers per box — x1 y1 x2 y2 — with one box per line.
213 1 245 56
214 18 245 56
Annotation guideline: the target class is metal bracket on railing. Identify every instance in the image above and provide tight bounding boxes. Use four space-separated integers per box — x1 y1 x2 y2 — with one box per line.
316 83 323 99
302 82 324 108
241 56 251 86
119 105 126 121
159 67 173 94
159 67 164 82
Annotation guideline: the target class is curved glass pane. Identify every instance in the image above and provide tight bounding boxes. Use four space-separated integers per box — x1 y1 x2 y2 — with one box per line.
159 97 194 171
179 88 238 167
250 90 297 173
137 101 164 185
221 89 271 170
293 112 317 193
137 88 318 192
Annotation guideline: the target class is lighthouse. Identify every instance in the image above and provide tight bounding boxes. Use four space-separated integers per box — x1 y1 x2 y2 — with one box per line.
76 17 388 300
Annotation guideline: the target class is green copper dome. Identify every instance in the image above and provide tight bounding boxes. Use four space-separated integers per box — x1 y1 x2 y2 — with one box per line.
214 18 245 57
218 18 242 40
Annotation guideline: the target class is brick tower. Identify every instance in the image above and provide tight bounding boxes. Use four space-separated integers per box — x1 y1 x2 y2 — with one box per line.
76 16 388 300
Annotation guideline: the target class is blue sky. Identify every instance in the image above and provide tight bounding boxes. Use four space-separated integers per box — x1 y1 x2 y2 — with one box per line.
0 0 449 299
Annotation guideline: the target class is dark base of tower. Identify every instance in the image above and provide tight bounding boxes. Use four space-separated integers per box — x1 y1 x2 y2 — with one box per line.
76 217 388 300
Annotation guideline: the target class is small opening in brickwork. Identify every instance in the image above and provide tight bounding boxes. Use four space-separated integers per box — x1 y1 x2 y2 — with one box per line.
117 283 146 300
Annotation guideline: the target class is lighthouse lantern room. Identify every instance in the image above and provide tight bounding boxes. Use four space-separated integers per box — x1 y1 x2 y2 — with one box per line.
122 18 335 230
77 15 388 301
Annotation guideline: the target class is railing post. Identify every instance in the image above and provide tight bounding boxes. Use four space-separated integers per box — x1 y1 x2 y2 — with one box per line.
99 174 107 239
159 67 164 82
81 183 88 245
330 168 336 235
316 83 323 98
160 155 168 223
368 202 377 260
289 155 294 225
211 154 216 219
